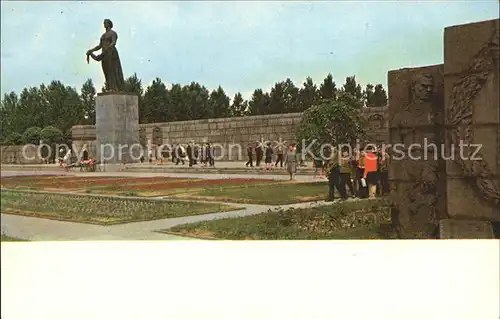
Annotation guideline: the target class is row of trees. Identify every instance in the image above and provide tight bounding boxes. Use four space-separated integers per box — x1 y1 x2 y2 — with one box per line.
0 73 387 145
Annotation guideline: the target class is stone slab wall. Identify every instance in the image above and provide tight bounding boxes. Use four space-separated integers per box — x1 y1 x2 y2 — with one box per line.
1 145 42 164
388 64 446 239
95 93 140 163
71 107 389 161
441 18 500 237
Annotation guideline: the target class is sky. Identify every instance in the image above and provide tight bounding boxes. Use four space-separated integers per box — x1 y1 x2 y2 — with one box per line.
1 1 499 100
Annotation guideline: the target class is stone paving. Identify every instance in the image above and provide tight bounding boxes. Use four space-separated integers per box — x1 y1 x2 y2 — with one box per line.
1 169 332 241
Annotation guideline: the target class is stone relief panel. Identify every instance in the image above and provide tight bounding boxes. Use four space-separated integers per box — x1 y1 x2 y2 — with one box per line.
388 65 445 238
444 19 500 221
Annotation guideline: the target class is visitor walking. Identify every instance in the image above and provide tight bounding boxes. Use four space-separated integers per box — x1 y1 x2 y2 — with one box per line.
363 146 379 199
255 141 263 167
325 149 346 201
264 142 273 169
377 149 390 195
275 144 284 168
176 144 186 165
357 150 368 198
339 148 355 198
285 144 298 180
187 141 194 167
245 142 254 167
148 148 153 163
207 142 215 167
350 149 361 197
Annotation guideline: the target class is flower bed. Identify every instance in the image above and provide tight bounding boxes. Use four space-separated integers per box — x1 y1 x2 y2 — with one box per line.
1 176 118 185
1 176 197 189
115 178 276 191
1 190 237 225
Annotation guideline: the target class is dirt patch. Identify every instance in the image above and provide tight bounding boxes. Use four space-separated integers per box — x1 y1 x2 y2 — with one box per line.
163 230 218 240
295 196 323 202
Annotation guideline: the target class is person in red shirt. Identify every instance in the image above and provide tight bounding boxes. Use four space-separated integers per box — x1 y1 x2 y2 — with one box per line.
363 145 379 199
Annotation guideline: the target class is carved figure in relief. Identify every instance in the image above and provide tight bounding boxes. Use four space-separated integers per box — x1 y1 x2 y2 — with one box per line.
392 73 435 129
447 26 500 208
391 151 439 238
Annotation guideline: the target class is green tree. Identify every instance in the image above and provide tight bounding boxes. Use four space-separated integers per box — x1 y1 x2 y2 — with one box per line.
4 132 23 145
22 126 42 144
40 125 64 144
341 76 363 105
0 92 19 136
247 89 270 115
39 81 85 135
230 92 248 117
208 86 231 118
319 73 337 101
166 83 186 121
268 82 286 114
182 82 210 120
282 78 300 113
40 126 64 163
295 92 367 159
372 84 388 107
363 84 375 108
80 79 97 124
298 77 319 112
123 73 143 95
142 78 168 123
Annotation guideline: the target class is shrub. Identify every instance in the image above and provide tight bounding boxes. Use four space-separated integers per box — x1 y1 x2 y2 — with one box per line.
22 126 42 145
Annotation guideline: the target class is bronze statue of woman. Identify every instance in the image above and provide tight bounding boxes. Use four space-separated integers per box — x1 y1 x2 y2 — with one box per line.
86 19 125 92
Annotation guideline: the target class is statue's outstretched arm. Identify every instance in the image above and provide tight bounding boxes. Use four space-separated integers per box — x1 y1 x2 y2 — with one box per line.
87 53 103 63
87 40 102 55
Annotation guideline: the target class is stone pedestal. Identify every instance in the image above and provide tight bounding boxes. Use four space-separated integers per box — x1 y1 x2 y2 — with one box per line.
95 93 141 164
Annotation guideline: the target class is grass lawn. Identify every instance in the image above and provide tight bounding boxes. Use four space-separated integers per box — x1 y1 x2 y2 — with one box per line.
1 190 237 225
181 181 332 205
164 199 395 240
1 235 27 242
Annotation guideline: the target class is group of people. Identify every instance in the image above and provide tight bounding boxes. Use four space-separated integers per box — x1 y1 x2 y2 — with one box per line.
140 141 215 167
324 145 389 201
245 142 286 169
170 142 215 167
244 142 301 180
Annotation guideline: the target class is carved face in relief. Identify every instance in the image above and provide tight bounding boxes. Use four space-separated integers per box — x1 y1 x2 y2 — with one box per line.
410 74 434 103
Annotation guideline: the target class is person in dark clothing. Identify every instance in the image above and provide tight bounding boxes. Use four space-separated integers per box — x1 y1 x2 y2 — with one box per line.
171 143 177 163
339 149 355 198
245 143 254 167
207 143 215 167
186 142 194 167
350 150 360 197
357 150 368 198
275 145 284 168
255 141 263 167
325 150 347 201
193 143 199 165
377 149 390 195
264 142 273 169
